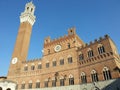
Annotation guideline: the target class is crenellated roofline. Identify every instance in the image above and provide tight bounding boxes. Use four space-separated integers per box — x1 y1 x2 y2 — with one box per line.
77 34 110 50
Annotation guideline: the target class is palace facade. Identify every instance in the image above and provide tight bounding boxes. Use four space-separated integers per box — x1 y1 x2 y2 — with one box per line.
1 1 120 90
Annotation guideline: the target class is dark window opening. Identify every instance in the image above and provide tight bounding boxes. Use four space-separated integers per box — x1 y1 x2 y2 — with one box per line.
98 46 105 54
31 8 33 12
27 7 29 10
68 43 71 49
91 73 99 82
44 81 48 87
69 78 74 85
36 82 40 88
68 57 73 64
88 50 94 57
52 80 56 87
60 79 65 86
21 84 25 89
79 54 84 60
46 63 49 68
38 64 42 69
103 70 112 80
28 83 32 89
31 65 35 70
53 61 56 67
60 59 64 65
81 75 87 83
24 66 28 71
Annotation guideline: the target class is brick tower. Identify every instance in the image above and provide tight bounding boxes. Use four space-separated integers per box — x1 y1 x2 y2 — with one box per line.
7 1 36 78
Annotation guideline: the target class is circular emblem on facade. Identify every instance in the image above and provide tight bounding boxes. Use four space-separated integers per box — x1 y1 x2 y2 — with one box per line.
11 57 18 64
54 45 61 52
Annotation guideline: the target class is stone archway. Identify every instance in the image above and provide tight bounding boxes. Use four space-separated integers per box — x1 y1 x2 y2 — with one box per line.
0 87 2 90
6 88 11 90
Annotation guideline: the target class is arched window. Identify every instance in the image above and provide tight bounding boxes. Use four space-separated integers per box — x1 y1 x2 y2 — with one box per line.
44 79 49 87
81 72 87 83
91 70 99 82
36 80 40 88
46 63 49 68
52 61 56 67
52 77 56 87
68 55 73 64
27 7 29 10
79 52 84 60
60 76 65 86
88 48 94 57
0 87 2 90
31 8 33 12
21 81 25 89
38 63 42 69
103 67 112 80
24 64 28 71
98 44 105 54
69 74 74 85
31 65 35 70
28 80 32 89
67 43 71 49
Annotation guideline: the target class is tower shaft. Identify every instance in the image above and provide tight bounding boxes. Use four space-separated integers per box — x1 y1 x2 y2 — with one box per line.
12 22 32 61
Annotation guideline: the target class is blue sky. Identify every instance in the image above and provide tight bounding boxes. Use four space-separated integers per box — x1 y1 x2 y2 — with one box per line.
0 0 120 76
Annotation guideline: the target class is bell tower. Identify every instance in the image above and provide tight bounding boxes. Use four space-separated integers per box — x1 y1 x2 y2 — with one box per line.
12 1 36 61
7 2 36 77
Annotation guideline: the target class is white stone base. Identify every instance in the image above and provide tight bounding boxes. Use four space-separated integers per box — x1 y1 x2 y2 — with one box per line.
0 80 17 90
20 79 120 90
3 79 120 90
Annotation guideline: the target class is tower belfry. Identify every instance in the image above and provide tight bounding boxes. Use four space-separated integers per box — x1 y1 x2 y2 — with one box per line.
20 1 36 25
12 2 36 62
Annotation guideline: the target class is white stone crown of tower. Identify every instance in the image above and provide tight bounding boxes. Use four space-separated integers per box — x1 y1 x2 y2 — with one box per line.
20 1 36 25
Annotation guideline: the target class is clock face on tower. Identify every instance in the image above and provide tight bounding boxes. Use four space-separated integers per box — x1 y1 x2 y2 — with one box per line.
54 45 61 52
11 57 18 64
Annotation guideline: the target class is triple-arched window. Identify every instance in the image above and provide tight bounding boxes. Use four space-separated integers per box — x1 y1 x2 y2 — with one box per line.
80 67 112 84
36 80 40 88
28 80 32 89
24 64 28 71
21 81 25 89
69 74 74 85
60 76 65 86
91 70 99 82
103 67 112 80
81 72 87 83
98 44 105 54
88 48 94 57
79 52 84 60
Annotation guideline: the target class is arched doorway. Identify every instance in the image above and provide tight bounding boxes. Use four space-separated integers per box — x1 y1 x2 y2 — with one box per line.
6 88 11 90
0 87 2 90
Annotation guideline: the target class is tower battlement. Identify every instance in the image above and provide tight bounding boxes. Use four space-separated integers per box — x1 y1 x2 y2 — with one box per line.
43 28 84 55
44 27 81 47
79 34 110 49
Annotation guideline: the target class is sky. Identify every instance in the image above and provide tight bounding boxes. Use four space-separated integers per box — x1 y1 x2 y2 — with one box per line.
0 0 120 76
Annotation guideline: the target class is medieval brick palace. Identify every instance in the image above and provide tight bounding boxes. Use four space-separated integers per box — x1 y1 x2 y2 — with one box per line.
0 1 120 90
